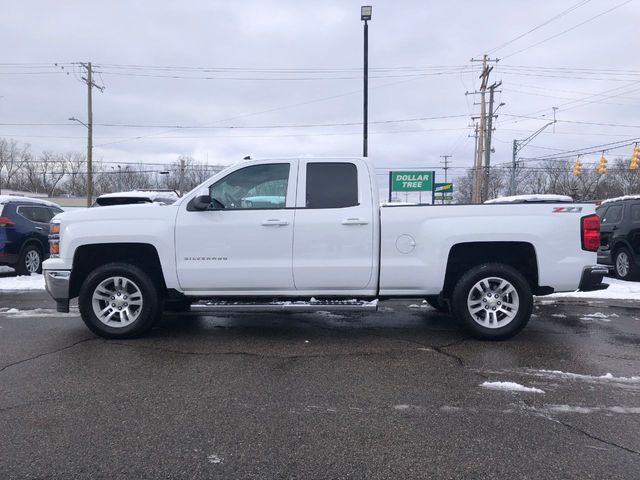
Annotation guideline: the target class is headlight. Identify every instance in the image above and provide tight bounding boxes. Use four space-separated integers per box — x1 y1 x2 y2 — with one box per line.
49 221 61 257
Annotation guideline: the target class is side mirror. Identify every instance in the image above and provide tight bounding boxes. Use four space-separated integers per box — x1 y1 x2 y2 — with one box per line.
191 194 212 211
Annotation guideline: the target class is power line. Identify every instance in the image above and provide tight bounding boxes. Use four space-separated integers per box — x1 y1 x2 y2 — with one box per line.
501 0 634 59
0 114 470 130
518 136 640 161
93 70 451 148
485 0 592 54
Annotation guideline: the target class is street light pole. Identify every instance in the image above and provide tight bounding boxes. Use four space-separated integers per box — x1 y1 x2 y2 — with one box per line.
361 6 372 157
510 120 556 195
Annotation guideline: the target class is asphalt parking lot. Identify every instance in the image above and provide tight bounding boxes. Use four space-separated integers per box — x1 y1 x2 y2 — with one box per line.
1 291 639 479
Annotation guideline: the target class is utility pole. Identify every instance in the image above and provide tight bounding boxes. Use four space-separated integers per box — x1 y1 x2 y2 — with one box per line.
439 155 452 183
510 139 518 196
482 81 501 202
471 122 479 202
467 55 499 204
439 155 452 205
474 55 488 204
178 158 186 195
80 62 104 207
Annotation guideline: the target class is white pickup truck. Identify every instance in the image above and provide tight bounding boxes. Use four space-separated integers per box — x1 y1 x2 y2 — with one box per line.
43 157 607 340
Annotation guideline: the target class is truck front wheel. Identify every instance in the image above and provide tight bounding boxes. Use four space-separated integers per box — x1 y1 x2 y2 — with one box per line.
451 263 533 340
79 262 162 339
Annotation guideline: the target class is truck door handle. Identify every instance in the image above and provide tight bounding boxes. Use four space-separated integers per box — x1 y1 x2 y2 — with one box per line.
261 219 289 226
341 218 369 225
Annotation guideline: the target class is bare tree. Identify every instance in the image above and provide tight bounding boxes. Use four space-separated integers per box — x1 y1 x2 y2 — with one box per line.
0 139 31 193
63 152 87 196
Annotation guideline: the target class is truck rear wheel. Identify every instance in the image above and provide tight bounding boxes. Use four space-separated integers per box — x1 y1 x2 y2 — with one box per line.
451 263 532 340
79 262 162 339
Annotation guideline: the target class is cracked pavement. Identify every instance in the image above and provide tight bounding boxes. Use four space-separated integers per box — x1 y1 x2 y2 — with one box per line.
0 292 639 479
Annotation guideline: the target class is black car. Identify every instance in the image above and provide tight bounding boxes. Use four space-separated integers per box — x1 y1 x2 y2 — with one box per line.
596 196 640 280
0 196 64 275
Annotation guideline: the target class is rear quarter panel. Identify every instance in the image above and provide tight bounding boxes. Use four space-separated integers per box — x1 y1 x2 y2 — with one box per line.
379 203 596 295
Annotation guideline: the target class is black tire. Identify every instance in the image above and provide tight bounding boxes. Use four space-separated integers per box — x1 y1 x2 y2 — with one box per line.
15 244 43 275
450 263 533 341
425 295 449 313
78 262 162 339
613 247 637 281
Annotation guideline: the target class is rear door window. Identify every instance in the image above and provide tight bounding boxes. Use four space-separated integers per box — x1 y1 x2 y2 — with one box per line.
18 205 53 223
17 206 37 222
305 162 358 208
630 203 640 223
602 204 622 224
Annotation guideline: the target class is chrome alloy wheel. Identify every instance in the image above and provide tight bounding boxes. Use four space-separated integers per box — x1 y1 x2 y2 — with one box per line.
466 276 520 329
91 276 143 328
616 251 630 278
25 250 40 273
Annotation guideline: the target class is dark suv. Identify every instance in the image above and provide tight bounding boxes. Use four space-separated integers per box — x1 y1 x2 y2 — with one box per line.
596 197 640 280
0 196 63 275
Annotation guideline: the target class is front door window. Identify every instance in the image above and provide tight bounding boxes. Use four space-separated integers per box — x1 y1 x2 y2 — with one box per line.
209 164 289 209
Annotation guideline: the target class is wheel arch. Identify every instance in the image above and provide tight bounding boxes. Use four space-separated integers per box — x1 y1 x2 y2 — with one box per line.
611 239 633 258
442 241 540 298
19 237 46 256
70 243 166 299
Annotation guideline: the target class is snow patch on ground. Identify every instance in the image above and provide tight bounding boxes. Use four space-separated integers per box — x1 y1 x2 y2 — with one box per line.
393 404 420 411
314 311 346 319
0 266 14 274
548 277 640 301
0 308 75 317
578 312 618 322
481 381 545 393
526 369 640 384
551 313 567 318
0 274 45 291
207 454 222 464
539 405 640 414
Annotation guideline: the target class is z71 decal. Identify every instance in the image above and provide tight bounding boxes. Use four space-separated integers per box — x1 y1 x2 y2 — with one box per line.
552 207 583 213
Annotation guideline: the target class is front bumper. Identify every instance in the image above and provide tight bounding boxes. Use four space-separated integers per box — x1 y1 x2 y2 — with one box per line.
577 265 609 292
44 270 71 312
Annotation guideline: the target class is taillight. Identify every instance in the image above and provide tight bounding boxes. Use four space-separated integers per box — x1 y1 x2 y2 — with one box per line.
581 214 600 252
0 217 16 227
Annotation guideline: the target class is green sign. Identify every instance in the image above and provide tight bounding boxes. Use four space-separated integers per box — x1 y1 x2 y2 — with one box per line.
434 182 453 194
390 171 434 192
434 194 453 201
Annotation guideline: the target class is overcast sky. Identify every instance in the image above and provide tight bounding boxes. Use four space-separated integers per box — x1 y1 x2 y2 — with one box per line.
1 0 639 186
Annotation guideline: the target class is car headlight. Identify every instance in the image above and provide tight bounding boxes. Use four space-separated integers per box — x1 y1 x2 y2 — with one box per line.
49 220 61 257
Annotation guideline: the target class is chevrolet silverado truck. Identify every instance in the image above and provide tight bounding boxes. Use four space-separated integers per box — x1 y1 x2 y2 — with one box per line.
43 157 607 340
